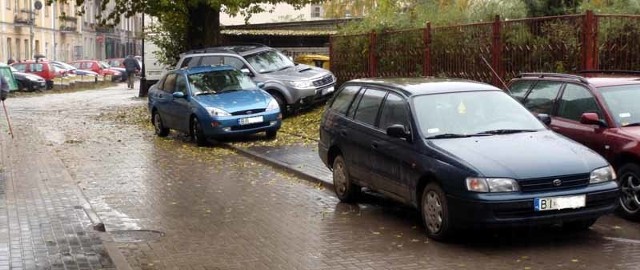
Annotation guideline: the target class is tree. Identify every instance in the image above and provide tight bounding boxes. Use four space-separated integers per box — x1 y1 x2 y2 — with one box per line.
47 0 322 64
522 0 583 17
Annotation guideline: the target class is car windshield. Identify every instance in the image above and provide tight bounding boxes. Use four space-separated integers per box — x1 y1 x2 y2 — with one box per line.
599 84 640 127
414 91 546 139
54 61 76 70
99 61 111 68
188 69 257 95
244 50 294 74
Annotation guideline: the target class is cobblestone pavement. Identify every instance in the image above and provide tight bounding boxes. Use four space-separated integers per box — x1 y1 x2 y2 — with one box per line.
1 86 640 269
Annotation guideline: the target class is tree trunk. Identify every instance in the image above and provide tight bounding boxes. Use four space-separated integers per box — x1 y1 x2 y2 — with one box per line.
186 2 221 50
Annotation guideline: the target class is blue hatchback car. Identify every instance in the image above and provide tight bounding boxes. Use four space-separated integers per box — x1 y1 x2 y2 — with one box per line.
319 78 620 240
148 65 282 145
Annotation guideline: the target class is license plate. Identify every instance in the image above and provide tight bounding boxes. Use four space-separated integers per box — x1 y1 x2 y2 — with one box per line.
534 195 586 211
322 86 335 95
239 116 263 125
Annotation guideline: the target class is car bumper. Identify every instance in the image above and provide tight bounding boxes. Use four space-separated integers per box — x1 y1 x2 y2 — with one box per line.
297 84 336 107
201 111 282 138
447 181 619 228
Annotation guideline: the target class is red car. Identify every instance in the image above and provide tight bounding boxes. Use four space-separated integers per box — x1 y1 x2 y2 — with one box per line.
11 60 56 89
71 60 123 82
509 73 640 221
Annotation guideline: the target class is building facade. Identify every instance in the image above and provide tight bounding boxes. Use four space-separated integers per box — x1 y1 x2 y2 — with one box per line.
220 3 325 25
0 0 141 63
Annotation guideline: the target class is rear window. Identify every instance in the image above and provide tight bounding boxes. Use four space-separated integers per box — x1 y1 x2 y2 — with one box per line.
30 64 44 72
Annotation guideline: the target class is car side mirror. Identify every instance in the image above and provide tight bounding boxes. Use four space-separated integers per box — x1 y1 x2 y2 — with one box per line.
241 68 253 77
257 82 265 89
386 124 411 142
580 112 607 127
537 113 552 125
172 91 185 98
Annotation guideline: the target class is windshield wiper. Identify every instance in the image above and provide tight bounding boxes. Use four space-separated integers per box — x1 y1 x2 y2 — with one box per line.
474 129 539 135
622 122 640 127
426 133 472 139
277 65 293 71
195 91 217 96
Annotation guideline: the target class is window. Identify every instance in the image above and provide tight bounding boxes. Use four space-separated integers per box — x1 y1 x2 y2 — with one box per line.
45 4 49 17
509 80 534 101
163 73 177 93
353 88 387 126
200 56 223 66
30 63 43 72
7 38 12 58
6 0 10 10
223 57 246 70
523 81 563 114
311 6 321 18
557 84 600 121
175 75 187 93
378 93 410 131
330 85 361 115
180 57 193 68
13 64 26 72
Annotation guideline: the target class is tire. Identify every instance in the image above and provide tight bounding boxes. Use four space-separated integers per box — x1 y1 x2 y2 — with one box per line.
421 183 452 241
616 163 640 221
152 111 169 137
269 91 287 116
332 155 360 202
191 117 208 147
563 218 597 231
266 130 277 139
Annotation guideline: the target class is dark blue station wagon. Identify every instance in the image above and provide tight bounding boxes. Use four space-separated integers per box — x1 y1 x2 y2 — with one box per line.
318 78 620 240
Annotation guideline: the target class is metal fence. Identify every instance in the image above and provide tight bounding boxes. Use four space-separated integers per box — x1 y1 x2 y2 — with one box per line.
330 11 640 87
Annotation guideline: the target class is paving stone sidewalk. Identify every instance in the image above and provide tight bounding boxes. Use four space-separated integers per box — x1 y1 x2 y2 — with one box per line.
0 123 115 269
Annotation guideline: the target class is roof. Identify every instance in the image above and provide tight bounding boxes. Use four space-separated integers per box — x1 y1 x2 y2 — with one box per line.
586 77 640 88
178 65 237 75
516 72 640 88
182 44 272 57
346 77 501 96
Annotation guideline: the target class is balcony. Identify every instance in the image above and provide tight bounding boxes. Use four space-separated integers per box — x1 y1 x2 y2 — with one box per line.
14 12 34 25
95 24 115 33
59 15 77 22
60 22 77 33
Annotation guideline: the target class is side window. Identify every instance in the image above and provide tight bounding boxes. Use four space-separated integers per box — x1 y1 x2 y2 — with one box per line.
353 88 387 126
175 75 187 93
180 57 193 68
163 73 177 93
13 64 26 72
557 84 601 121
522 81 563 114
378 93 410 131
199 56 222 66
329 85 360 115
223 57 246 70
31 64 43 72
509 80 534 101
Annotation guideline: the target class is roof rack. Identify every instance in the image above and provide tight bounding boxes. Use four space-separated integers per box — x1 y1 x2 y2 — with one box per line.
517 73 588 84
181 43 269 56
579 70 640 76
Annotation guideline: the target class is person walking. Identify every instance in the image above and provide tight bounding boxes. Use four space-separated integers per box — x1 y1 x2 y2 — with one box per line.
123 55 141 89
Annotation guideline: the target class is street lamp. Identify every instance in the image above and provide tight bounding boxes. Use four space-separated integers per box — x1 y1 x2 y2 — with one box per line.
30 0 43 60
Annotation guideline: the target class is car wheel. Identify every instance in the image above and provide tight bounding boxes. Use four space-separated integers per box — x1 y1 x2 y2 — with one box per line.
421 182 452 240
617 163 640 221
332 155 360 202
270 91 287 115
191 117 208 147
152 111 169 137
265 130 277 139
563 218 597 231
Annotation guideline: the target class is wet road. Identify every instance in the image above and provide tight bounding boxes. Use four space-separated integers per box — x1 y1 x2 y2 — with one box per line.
3 85 640 269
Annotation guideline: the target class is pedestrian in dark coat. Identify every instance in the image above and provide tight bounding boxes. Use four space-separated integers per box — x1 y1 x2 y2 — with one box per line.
123 55 141 89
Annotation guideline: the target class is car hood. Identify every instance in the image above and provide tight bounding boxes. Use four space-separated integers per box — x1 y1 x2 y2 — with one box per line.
258 64 331 82
15 72 44 81
619 126 640 139
428 130 608 179
194 89 271 113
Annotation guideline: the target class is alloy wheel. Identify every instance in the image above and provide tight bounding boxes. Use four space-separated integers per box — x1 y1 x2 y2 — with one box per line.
619 171 640 214
423 191 443 234
334 160 347 196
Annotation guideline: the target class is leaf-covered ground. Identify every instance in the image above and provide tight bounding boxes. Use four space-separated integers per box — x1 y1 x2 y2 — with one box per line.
102 102 325 148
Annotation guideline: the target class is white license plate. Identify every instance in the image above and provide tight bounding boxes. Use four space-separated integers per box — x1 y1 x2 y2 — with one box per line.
239 116 264 125
322 86 335 95
534 195 586 211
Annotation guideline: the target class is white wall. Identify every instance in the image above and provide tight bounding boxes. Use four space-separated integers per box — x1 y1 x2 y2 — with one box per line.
221 3 321 25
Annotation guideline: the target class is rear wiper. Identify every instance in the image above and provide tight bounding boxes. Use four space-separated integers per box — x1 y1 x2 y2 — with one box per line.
474 129 538 135
195 91 216 96
622 122 640 127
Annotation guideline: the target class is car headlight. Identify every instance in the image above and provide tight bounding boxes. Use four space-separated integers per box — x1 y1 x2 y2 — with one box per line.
207 107 231 117
288 80 314 89
266 98 280 111
466 177 520 193
590 166 616 184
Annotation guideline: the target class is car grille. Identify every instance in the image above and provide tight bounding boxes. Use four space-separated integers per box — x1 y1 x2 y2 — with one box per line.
231 122 270 131
312 75 334 87
518 173 590 192
231 109 266 116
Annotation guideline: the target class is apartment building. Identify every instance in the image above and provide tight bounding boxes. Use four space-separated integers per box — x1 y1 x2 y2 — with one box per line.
0 0 141 63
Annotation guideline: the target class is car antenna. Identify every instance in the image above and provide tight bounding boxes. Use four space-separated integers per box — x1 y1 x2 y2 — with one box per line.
480 55 512 94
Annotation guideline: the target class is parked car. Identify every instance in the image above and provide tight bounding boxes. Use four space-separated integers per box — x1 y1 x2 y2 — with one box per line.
148 65 282 146
10 60 57 89
102 61 127 82
0 63 19 91
51 60 99 81
508 72 640 221
10 66 46 91
175 44 336 114
319 78 619 240
295 54 330 69
71 60 123 82
106 58 124 68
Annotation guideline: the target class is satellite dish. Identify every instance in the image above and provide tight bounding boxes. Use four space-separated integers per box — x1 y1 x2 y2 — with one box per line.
34 0 43 10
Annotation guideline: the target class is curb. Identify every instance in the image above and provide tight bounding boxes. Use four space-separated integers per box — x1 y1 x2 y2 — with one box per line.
224 143 334 190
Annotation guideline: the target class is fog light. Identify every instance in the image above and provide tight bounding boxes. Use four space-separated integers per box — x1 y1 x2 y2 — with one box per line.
270 121 278 126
